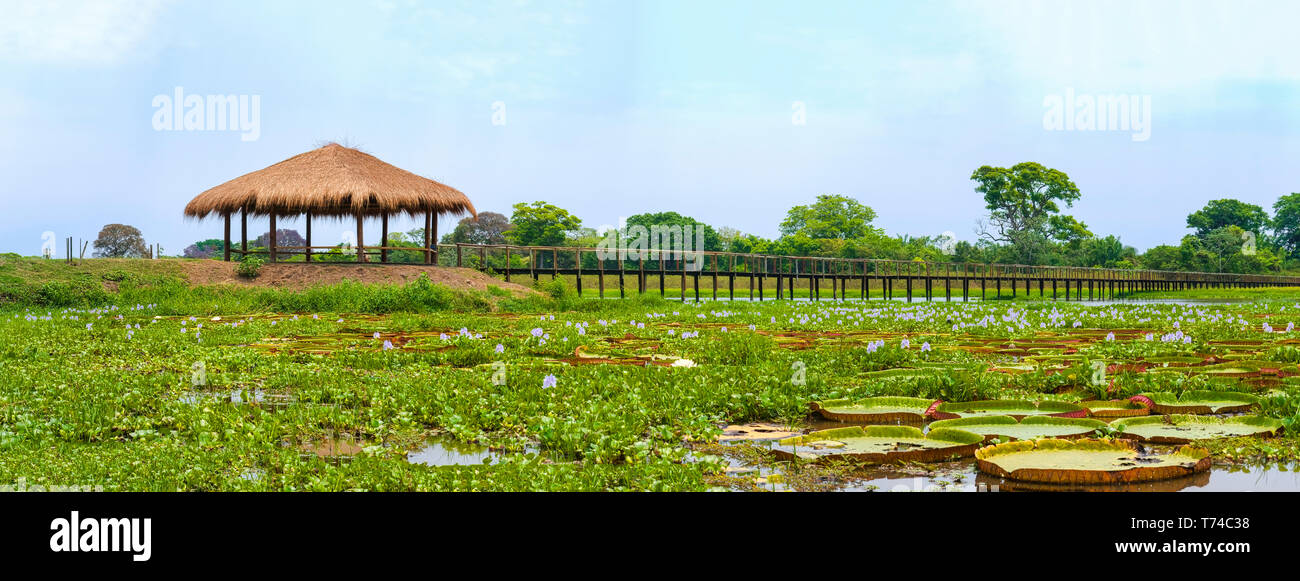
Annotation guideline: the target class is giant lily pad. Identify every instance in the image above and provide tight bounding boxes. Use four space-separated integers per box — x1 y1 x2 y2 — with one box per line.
1078 398 1152 419
1142 391 1261 414
772 426 983 464
929 415 1107 442
931 400 1087 420
975 439 1211 484
809 397 938 423
1112 415 1284 444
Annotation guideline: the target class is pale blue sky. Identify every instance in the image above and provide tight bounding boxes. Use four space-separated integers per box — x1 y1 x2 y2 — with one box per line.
2 0 1299 257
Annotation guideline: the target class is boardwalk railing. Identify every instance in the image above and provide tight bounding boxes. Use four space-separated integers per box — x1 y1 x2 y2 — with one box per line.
231 242 1300 301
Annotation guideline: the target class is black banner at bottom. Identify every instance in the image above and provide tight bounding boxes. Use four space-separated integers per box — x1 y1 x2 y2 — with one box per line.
0 492 1286 570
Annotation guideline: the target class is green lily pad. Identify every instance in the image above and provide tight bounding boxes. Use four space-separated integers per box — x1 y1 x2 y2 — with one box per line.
1142 391 1261 414
1078 399 1152 418
809 397 938 423
931 400 1087 420
772 426 983 464
1113 415 1285 444
975 439 1211 484
928 415 1108 441
1142 355 1206 366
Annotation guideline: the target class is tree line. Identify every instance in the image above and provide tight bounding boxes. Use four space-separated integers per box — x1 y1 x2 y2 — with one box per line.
163 161 1300 274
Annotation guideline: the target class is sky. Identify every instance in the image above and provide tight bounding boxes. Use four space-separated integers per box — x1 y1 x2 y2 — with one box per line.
2 0 1299 257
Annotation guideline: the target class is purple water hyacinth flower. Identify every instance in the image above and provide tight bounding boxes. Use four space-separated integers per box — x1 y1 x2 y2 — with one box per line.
901 338 910 349
374 332 381 339
531 328 544 338
85 323 92 330
921 342 931 352
1106 332 1115 341
312 314 319 319
1289 322 1296 333
440 333 448 340
577 327 585 336
542 374 558 389
382 340 394 350
720 327 728 332
749 324 756 331
495 344 505 353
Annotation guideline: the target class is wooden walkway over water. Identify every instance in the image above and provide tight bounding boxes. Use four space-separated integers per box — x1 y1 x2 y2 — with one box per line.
229 242 1300 301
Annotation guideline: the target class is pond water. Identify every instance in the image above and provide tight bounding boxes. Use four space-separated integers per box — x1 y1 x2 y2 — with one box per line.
405 437 539 466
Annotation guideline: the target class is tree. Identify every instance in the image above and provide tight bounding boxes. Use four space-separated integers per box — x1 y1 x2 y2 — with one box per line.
443 211 513 245
1140 244 1183 270
92 224 148 258
505 201 582 246
252 229 305 260
779 194 879 240
183 239 225 259
1186 199 1269 238
1272 193 1300 253
971 162 1081 263
625 211 721 252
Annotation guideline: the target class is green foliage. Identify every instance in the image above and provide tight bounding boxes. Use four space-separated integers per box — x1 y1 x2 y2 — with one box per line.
506 201 582 246
236 255 265 278
779 194 879 240
1187 198 1270 238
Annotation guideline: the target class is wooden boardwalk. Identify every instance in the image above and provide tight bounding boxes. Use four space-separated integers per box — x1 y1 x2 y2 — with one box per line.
459 244 1300 302
229 242 1300 301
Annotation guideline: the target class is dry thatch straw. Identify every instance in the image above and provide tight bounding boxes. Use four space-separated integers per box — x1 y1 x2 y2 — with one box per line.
184 142 476 219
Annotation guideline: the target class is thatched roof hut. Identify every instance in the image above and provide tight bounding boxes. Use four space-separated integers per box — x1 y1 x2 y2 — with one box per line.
185 143 475 264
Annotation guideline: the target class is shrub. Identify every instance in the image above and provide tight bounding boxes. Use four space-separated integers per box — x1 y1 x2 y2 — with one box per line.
236 256 265 278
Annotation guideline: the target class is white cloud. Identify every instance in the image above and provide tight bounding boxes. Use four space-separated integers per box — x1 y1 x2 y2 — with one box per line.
0 0 169 65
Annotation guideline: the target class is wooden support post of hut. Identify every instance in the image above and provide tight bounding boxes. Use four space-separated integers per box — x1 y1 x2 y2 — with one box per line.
269 214 277 262
184 143 476 267
305 212 313 262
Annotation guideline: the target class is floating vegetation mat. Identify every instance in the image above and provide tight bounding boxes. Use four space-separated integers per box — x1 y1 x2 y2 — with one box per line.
809 396 939 424
1142 390 1261 414
928 415 1108 442
772 426 984 464
975 439 1211 484
1113 415 1285 444
931 399 1087 420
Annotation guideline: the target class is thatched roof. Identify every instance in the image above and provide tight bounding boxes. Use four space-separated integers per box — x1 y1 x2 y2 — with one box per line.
184 143 476 219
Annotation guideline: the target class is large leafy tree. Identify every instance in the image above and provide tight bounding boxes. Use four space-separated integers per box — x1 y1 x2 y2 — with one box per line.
1186 199 1269 238
443 211 513 245
625 211 721 252
505 201 582 246
92 224 149 258
1272 193 1300 253
779 194 880 240
971 162 1081 263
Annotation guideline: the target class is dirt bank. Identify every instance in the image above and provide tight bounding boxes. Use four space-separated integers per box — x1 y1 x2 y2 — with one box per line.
178 261 538 297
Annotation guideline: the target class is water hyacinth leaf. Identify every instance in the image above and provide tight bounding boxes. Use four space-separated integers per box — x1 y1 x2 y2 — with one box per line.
1112 415 1285 444
928 415 1108 442
808 396 939 424
771 425 983 464
975 438 1211 484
